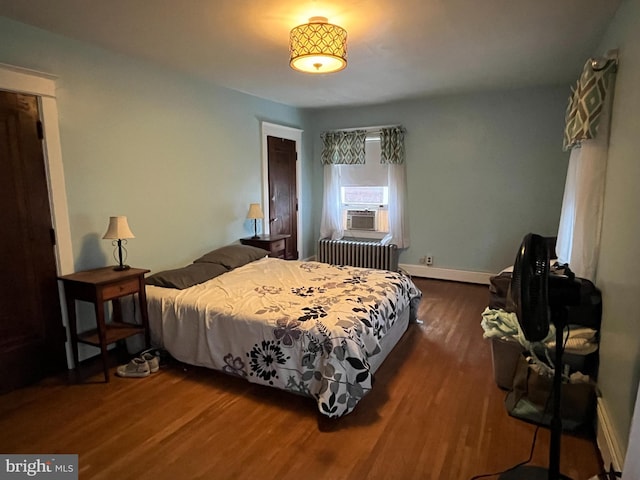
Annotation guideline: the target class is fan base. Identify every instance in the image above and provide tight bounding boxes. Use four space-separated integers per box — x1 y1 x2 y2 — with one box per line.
499 465 572 480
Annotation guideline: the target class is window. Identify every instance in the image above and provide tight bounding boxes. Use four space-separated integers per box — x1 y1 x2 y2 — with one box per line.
339 137 388 238
320 126 408 248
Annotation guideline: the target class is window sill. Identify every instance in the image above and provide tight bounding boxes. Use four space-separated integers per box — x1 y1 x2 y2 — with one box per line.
342 230 387 241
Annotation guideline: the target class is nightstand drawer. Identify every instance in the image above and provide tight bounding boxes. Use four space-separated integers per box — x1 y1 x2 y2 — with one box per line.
270 239 285 254
102 278 139 300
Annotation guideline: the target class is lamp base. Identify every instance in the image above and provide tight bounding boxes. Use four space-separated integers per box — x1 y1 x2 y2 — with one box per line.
113 264 131 271
251 235 260 239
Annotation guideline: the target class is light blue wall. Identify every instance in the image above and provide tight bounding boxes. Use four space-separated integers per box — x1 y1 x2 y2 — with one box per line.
0 16 312 274
307 87 570 273
593 0 640 460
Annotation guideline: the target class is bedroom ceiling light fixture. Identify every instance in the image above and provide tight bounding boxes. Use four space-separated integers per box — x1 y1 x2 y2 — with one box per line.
103 216 135 271
247 203 264 239
289 16 347 74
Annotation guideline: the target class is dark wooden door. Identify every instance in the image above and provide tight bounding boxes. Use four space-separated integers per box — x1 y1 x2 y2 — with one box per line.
0 90 66 393
267 136 298 260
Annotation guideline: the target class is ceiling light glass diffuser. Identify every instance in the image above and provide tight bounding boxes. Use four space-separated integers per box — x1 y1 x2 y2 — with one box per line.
289 16 347 74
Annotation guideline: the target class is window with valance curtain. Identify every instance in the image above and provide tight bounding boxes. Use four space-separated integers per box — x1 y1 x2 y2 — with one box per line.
319 126 409 248
556 57 617 281
321 130 367 165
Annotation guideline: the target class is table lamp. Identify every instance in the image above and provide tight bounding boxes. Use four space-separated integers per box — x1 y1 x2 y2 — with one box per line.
103 216 135 271
247 203 264 239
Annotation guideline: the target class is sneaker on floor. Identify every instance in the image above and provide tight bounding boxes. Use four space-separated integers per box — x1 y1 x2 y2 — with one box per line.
141 352 160 373
116 357 150 378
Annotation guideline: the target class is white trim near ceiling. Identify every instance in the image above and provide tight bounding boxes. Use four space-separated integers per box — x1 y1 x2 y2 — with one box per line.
0 62 75 367
260 121 303 258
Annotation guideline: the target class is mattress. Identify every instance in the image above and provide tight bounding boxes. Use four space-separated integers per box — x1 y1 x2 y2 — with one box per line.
146 257 421 417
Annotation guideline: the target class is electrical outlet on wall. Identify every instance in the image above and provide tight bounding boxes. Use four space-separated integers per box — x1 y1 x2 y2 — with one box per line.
426 255 433 266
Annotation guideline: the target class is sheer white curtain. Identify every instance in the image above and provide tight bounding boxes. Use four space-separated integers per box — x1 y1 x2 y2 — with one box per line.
382 163 409 248
319 164 343 240
556 58 616 281
380 127 409 248
319 130 366 240
556 103 610 280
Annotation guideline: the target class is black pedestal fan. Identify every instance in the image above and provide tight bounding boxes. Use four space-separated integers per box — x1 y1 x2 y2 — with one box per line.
500 233 580 480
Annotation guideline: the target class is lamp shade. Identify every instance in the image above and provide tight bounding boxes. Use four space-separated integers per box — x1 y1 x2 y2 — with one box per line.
102 216 135 240
247 203 264 220
289 16 347 74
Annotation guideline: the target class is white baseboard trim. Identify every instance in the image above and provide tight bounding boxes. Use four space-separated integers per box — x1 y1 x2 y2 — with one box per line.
597 397 624 473
400 264 492 285
308 257 492 285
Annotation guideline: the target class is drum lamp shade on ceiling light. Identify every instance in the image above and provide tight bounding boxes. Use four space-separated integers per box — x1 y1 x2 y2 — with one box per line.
289 16 347 74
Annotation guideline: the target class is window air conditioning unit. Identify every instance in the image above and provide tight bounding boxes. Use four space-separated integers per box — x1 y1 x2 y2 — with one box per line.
346 209 376 231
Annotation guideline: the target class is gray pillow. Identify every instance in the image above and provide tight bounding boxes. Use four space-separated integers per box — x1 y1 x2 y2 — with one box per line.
145 262 229 289
193 244 269 269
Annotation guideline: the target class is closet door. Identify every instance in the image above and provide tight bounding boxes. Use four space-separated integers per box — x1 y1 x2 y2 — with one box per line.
0 90 66 392
267 135 298 260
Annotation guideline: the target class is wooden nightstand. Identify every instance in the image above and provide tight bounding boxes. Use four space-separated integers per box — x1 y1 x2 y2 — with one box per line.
240 234 291 259
59 266 150 382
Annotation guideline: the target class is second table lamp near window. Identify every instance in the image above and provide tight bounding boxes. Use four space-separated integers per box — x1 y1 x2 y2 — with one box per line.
247 203 264 239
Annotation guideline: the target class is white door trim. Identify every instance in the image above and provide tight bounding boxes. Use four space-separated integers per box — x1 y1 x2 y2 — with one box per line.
260 121 303 258
1 62 74 366
0 63 73 275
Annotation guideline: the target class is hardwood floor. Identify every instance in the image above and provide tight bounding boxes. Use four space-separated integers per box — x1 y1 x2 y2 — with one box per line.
0 278 602 479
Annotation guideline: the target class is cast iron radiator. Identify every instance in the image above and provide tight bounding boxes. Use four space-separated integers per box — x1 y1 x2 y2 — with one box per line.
317 238 399 271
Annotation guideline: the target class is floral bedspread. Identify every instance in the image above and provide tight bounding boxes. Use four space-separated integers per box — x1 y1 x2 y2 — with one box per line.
147 257 421 417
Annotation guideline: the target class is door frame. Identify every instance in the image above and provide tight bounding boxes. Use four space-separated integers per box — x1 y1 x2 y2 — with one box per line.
260 121 303 258
0 63 74 366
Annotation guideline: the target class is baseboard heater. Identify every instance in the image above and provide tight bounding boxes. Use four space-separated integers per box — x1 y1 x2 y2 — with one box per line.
317 238 399 272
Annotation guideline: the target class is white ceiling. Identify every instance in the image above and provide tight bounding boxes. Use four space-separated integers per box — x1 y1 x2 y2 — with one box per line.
0 0 622 108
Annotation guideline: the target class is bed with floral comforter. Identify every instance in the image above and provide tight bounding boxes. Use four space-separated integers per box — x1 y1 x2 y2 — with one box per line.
146 256 421 417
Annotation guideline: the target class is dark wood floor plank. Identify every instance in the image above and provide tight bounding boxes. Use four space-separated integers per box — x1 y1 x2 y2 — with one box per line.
0 278 602 479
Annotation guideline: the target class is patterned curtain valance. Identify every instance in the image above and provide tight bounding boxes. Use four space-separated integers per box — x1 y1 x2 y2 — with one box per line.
380 126 406 164
321 130 367 165
563 58 617 151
